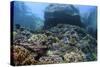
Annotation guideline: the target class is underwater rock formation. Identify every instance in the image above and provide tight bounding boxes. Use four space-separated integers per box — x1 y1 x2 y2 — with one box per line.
44 4 84 29
12 24 97 65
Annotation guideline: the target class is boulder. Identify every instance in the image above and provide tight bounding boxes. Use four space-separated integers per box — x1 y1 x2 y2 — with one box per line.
44 4 84 29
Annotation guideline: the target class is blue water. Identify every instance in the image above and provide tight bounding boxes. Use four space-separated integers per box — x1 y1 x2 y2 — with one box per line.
12 1 97 37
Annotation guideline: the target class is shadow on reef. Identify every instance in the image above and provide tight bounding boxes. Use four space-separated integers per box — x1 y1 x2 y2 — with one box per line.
11 24 97 66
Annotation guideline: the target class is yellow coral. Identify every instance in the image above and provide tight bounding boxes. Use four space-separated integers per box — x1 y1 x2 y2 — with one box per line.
22 54 38 65
28 34 47 42
63 50 85 63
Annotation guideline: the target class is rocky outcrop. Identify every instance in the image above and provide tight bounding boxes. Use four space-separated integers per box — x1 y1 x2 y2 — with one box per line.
44 4 84 29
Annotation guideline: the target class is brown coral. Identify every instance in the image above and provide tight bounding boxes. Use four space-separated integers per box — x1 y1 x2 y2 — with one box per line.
12 45 37 65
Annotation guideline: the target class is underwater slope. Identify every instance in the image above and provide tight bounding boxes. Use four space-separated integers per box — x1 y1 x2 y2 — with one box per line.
12 1 97 38
44 4 97 38
12 24 97 65
11 2 97 65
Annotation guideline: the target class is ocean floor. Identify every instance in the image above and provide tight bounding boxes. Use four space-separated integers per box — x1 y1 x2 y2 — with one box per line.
11 24 97 66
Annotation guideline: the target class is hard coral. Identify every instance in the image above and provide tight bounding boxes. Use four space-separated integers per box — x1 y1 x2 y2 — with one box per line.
28 34 47 43
63 50 86 62
12 45 37 65
12 24 97 65
39 55 63 64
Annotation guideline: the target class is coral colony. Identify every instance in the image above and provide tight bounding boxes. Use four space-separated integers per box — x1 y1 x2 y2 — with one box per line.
11 1 97 66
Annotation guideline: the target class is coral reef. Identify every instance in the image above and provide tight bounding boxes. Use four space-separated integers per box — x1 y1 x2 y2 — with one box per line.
63 50 86 62
12 45 37 65
12 24 97 65
28 34 47 43
39 55 63 64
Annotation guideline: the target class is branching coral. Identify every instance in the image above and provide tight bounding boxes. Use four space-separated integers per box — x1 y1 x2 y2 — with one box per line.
28 34 47 43
12 45 37 65
63 50 86 62
12 24 97 65
39 55 63 64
